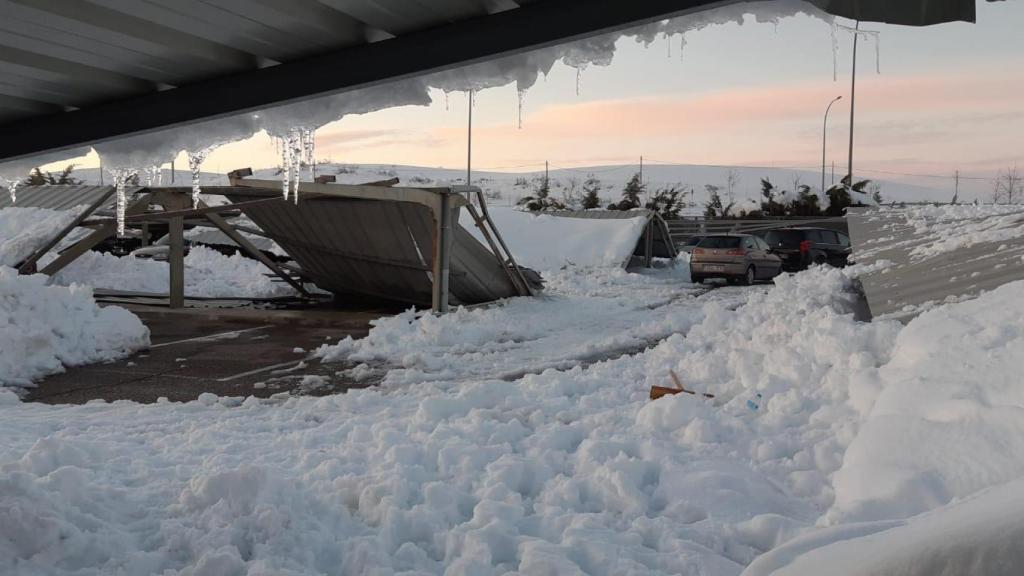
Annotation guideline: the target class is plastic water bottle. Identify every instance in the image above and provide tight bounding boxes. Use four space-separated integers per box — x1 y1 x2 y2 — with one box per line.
747 393 763 411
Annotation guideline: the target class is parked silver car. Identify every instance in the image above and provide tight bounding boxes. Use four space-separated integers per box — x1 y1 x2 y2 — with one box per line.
689 234 783 285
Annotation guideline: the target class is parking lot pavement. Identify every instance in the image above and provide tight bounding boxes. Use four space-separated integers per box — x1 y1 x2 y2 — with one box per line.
25 304 396 405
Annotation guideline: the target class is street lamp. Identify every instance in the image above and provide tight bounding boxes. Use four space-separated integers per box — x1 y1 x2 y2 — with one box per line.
822 95 842 195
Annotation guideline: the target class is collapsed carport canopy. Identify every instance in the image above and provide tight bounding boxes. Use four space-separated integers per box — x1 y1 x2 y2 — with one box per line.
0 0 988 164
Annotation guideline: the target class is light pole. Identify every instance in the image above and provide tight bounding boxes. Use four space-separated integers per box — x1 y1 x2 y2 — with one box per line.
847 20 860 191
822 95 842 194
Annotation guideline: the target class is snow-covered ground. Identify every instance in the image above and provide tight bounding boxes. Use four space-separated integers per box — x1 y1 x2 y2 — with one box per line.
3 188 1024 574
6 258 1021 575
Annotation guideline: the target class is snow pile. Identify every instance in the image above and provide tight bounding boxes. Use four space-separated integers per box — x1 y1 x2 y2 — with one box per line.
827 279 1024 524
744 477 1024 576
466 208 650 270
0 267 149 387
45 246 295 299
857 204 1024 262
1 266 905 576
742 278 1024 575
5 263 1023 575
0 207 81 267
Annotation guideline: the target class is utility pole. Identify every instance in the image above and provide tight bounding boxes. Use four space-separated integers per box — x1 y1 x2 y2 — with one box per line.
467 90 473 188
954 169 960 204
847 20 860 190
639 155 644 183
544 160 549 189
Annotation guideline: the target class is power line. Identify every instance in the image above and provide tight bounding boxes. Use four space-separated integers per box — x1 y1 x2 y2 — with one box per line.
854 167 991 180
476 159 1003 183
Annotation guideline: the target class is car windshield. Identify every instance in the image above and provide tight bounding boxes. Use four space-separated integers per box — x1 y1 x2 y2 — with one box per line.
766 230 805 247
697 236 742 249
685 236 704 246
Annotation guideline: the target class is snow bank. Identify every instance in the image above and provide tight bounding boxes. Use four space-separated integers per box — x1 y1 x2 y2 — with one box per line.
45 246 295 299
743 478 1024 576
0 207 81 267
826 279 1024 524
467 208 649 270
0 267 149 387
1 266 904 576
6 263 1021 575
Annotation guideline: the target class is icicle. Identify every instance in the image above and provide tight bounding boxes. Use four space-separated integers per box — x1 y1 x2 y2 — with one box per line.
187 149 209 207
873 33 881 74
830 22 839 81
444 91 450 112
679 34 687 61
4 179 18 204
517 89 526 129
144 165 161 186
302 127 316 180
575 67 582 96
288 128 302 204
281 147 292 201
110 168 137 237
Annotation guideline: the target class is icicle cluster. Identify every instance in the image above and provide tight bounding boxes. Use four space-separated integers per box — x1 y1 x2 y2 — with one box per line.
110 168 137 237
278 127 315 203
187 149 209 207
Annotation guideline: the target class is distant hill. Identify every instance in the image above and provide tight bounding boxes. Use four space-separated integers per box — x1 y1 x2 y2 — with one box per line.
53 162 956 215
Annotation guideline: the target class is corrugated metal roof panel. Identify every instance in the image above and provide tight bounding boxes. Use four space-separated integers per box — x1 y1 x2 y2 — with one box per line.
225 192 527 307
849 206 1024 321
0 184 144 211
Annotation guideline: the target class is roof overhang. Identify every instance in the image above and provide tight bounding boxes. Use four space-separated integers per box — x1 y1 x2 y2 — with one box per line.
0 0 986 165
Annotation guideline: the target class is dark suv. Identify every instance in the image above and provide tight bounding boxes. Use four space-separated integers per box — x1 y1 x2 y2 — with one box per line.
757 227 851 271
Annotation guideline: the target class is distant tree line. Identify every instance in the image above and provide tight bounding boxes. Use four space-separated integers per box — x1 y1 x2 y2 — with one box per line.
702 174 876 219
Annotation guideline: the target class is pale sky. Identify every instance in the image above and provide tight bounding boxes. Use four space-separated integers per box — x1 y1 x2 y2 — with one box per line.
58 1 1023 183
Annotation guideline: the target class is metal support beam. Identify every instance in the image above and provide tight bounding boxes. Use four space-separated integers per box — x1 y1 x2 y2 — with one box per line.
18 186 114 274
199 202 311 297
644 220 654 268
168 215 184 309
0 0 730 163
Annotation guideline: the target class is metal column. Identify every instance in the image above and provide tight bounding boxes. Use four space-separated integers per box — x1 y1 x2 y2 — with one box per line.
432 192 453 313
168 215 185 308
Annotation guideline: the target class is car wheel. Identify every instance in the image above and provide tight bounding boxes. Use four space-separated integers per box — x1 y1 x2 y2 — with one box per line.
742 266 755 286
813 254 828 266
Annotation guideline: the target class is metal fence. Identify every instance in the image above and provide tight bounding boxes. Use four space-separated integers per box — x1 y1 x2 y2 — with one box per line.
665 216 849 243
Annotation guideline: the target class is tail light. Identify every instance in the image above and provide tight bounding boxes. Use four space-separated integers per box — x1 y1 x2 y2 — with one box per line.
693 248 705 255
799 240 811 254
726 248 746 256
